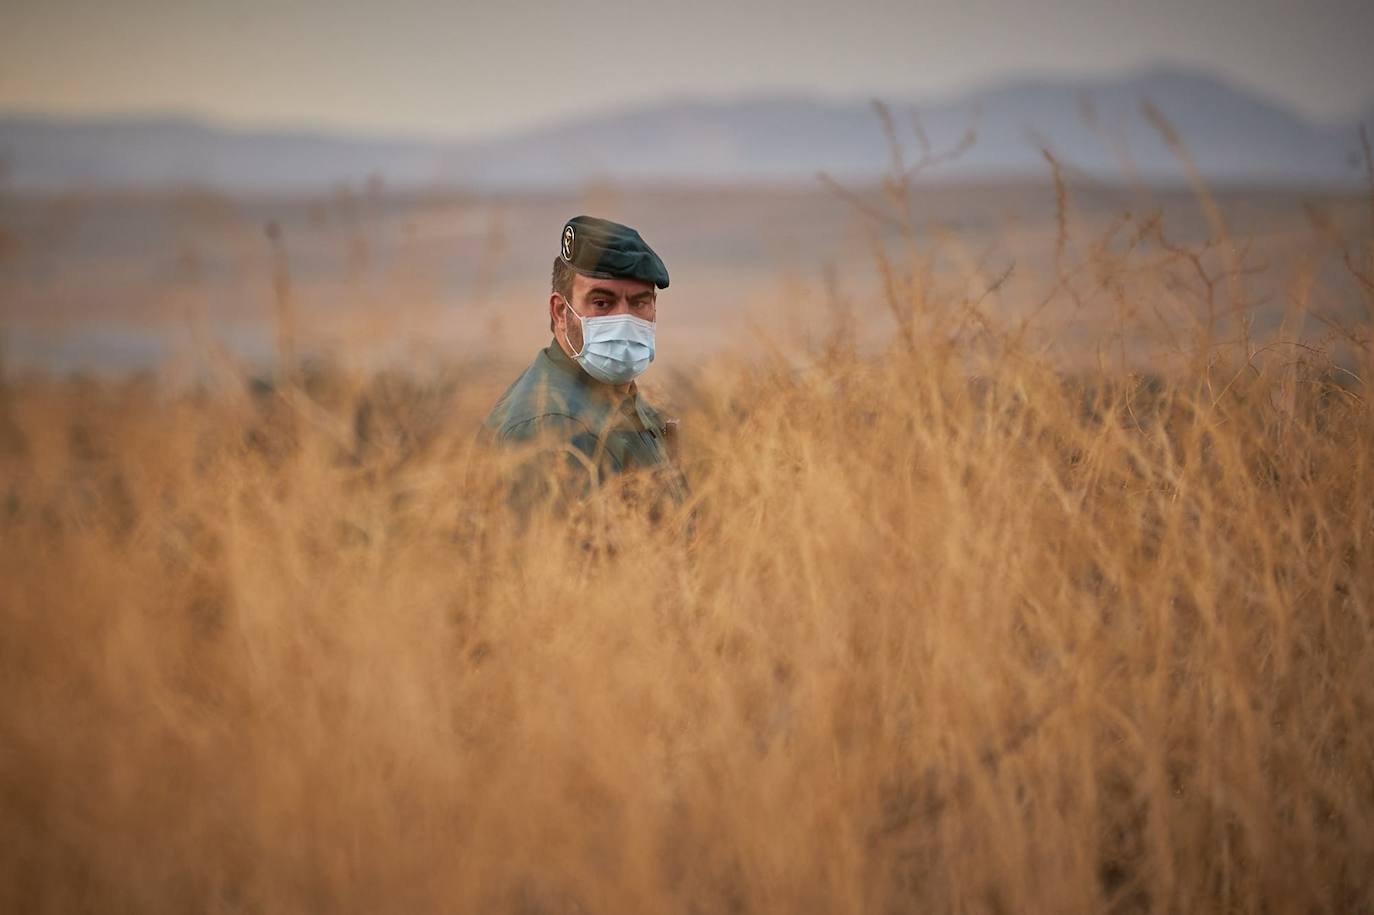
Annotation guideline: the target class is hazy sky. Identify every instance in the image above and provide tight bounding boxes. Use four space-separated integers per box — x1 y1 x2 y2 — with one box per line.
4 0 1372 138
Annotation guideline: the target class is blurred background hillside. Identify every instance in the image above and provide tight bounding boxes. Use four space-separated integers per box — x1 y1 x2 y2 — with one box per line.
2 0 1372 375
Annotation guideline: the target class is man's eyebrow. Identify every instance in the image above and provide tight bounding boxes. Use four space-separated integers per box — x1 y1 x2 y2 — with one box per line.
585 286 656 302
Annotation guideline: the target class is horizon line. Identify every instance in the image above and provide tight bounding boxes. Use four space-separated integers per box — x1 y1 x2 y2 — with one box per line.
3 62 1369 146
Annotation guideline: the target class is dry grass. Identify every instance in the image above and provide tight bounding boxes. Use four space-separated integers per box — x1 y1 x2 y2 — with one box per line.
2 150 1374 912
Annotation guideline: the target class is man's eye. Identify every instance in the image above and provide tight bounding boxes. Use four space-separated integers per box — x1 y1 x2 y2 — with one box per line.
594 300 611 308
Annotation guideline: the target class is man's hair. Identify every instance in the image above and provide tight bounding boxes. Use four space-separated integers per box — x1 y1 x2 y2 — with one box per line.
551 256 576 331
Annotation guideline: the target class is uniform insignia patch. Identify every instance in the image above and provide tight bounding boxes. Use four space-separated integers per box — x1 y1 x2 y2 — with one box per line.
562 224 575 261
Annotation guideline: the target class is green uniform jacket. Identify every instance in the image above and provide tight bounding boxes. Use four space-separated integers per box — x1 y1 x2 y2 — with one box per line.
481 340 687 511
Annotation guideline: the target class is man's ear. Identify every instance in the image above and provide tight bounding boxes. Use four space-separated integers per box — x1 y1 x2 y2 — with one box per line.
549 292 564 333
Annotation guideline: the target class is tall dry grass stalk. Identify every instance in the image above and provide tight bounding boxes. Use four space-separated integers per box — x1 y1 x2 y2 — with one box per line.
2 140 1373 911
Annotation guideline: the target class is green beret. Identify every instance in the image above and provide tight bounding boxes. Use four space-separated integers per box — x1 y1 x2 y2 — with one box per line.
559 215 669 289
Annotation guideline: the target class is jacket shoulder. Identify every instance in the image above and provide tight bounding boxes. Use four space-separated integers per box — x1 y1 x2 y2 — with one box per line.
482 351 587 440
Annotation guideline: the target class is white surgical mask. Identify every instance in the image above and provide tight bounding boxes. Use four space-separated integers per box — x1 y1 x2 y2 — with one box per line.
564 304 655 385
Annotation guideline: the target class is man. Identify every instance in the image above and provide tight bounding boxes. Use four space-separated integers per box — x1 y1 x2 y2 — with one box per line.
481 215 687 514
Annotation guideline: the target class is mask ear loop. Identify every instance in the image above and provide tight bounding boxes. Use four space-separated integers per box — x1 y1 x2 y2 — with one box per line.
562 297 587 357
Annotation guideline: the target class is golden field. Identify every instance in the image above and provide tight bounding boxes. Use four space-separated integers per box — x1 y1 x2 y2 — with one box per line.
2 150 1374 911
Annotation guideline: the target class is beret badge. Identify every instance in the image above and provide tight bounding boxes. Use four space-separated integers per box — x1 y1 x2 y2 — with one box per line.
561 224 576 262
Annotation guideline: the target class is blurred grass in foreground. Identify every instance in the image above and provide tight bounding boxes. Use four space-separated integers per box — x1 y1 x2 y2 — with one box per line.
2 131 1374 912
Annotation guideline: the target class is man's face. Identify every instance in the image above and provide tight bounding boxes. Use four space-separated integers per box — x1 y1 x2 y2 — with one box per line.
554 273 657 354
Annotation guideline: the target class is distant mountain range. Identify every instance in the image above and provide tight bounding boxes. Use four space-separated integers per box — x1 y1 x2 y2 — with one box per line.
1 67 1370 192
